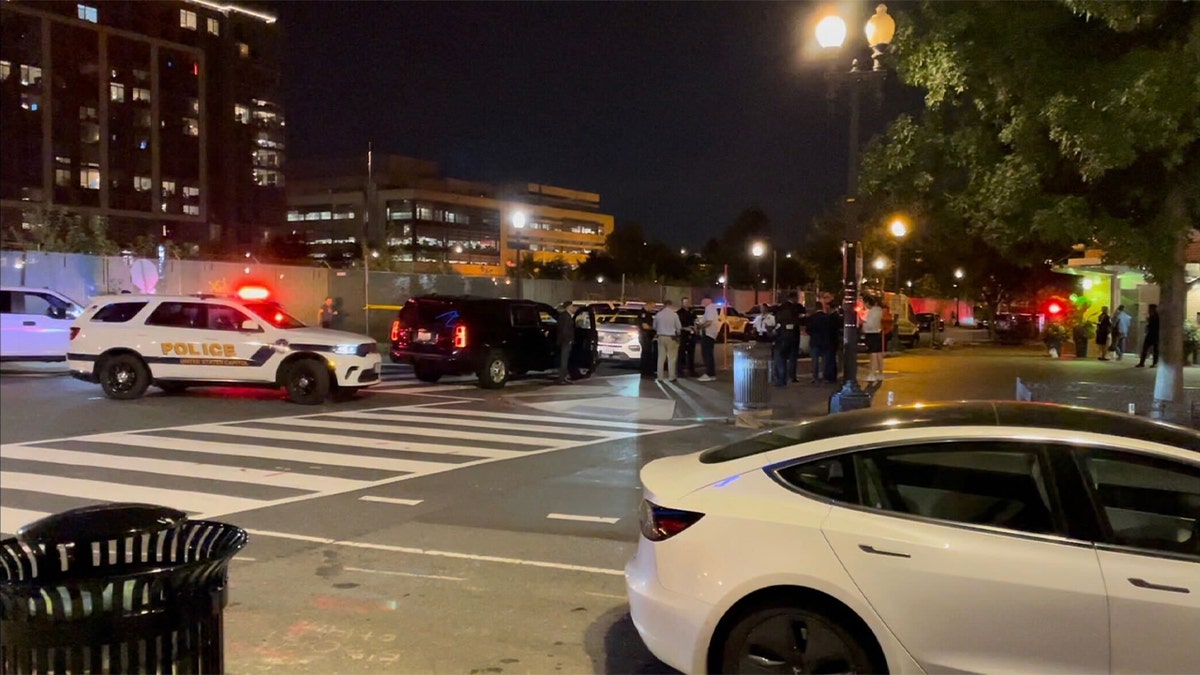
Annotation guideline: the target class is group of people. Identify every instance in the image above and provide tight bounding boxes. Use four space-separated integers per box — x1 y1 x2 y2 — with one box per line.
637 296 724 382
1094 304 1159 367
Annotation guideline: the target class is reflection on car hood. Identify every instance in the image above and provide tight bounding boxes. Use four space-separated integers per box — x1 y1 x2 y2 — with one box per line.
278 327 375 344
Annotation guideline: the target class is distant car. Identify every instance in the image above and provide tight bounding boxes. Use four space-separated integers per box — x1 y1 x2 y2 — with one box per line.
68 292 380 403
994 312 1038 344
914 312 945 332
626 402 1200 675
597 310 643 362
1 287 84 362
717 307 749 340
389 296 598 388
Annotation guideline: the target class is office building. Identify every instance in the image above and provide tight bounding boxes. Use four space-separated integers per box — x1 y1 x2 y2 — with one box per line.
0 0 285 248
284 155 614 275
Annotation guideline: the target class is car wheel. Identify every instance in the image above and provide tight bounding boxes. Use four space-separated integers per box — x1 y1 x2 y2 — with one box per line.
284 359 330 405
719 603 884 675
569 356 595 380
478 350 509 389
413 362 442 383
156 382 189 394
99 354 151 400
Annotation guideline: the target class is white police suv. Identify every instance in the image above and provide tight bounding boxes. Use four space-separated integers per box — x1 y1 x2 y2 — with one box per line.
68 292 381 404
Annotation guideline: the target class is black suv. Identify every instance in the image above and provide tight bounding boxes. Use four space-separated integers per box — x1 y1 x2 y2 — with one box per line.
389 296 598 388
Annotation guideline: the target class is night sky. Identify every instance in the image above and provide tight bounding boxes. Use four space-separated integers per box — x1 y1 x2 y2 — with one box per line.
275 1 918 249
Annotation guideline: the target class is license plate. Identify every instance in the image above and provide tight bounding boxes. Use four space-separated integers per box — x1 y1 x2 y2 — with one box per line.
416 329 433 342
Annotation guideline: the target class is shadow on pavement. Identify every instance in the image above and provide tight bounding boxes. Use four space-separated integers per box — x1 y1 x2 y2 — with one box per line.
585 605 677 674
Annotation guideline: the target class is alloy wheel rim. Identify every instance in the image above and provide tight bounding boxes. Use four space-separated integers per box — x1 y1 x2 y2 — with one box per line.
109 364 136 393
490 359 506 381
737 613 860 674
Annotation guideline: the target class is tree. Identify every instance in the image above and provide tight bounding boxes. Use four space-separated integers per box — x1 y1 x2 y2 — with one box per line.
10 207 119 255
860 0 1200 420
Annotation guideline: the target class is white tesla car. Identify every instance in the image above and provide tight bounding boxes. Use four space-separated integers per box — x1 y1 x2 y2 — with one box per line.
626 402 1199 674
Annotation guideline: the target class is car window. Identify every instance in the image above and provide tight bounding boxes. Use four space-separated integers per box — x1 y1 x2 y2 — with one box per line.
853 442 1059 535
208 305 251 331
776 455 856 502
146 302 207 329
574 310 593 329
92 302 147 323
1079 449 1200 556
11 292 52 317
512 305 538 327
538 310 558 325
0 291 11 314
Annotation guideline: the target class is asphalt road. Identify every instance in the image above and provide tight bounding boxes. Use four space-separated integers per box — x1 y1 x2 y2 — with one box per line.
2 340 1196 673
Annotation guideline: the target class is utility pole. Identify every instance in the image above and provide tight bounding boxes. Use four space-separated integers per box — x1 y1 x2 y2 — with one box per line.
363 142 373 336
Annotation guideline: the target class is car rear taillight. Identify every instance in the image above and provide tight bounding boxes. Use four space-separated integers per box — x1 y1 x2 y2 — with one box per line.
639 500 704 542
390 319 401 342
69 327 80 341
453 325 467 349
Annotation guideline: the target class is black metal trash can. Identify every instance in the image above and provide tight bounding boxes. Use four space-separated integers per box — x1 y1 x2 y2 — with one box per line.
733 343 771 411
1 503 247 674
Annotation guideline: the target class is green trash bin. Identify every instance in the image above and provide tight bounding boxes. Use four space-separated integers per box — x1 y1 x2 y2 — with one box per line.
1 503 247 674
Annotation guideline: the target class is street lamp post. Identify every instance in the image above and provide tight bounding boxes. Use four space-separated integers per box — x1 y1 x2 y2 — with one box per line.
512 211 527 299
954 267 964 326
818 3 896 413
889 218 908 349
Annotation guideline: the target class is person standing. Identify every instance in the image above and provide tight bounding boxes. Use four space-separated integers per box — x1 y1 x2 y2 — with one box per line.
789 299 806 382
677 297 698 377
1137 304 1159 368
317 297 338 329
555 301 576 384
806 298 833 383
653 300 682 381
826 293 843 382
638 304 658 379
1095 307 1111 361
772 293 801 387
1113 304 1133 360
697 296 720 381
861 295 884 382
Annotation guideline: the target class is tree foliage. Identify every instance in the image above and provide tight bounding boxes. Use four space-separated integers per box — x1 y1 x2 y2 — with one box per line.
10 208 120 255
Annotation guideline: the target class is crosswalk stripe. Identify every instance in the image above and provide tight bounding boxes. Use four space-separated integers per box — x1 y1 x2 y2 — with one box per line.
84 433 497 470
160 424 534 458
0 445 371 493
402 407 673 431
238 417 577 447
0 472 265 515
324 411 624 438
0 507 51 536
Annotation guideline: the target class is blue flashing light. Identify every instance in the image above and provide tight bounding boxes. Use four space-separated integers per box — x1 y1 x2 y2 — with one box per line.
713 475 740 488
30 103 39 111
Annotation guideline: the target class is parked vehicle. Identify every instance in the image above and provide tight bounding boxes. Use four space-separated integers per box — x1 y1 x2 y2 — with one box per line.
389 296 598 388
914 312 945 333
994 312 1038 344
597 309 642 362
0 287 84 362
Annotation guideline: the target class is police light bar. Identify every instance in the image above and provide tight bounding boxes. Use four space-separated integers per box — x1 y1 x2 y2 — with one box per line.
237 285 271 301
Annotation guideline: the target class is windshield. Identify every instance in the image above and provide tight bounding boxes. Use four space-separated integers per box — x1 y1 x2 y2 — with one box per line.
244 301 306 329
600 313 640 325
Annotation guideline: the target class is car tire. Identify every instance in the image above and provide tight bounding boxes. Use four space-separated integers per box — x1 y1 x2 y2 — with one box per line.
569 355 596 381
478 350 509 389
99 354 151 400
413 362 442 383
156 382 189 394
284 359 330 405
718 602 884 675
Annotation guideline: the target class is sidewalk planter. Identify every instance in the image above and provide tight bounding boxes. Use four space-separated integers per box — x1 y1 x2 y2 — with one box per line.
0 503 247 674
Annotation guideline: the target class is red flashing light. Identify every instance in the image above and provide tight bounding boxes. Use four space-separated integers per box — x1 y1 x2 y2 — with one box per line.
453 325 468 349
274 312 284 324
237 285 270 301
390 320 401 342
1047 302 1063 316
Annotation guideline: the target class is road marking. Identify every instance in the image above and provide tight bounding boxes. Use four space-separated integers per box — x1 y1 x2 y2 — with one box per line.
546 513 621 524
0 445 371 493
337 411 622 438
175 425 530 458
247 529 624 577
414 407 673 431
359 496 424 506
0 507 51 536
344 565 463 582
234 556 258 562
250 417 575 448
0 472 265 515
584 591 627 600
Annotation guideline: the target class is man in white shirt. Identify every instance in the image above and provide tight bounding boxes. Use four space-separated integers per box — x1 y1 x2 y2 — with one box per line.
696 296 721 381
652 300 682 381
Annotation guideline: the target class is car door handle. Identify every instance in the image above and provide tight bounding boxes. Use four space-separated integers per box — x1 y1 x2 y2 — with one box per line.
22 321 36 326
858 544 911 559
1129 578 1190 594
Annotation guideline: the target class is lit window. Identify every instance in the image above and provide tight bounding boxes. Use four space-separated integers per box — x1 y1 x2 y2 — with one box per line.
180 9 197 29
183 117 199 136
183 186 199 198
132 87 151 102
304 212 320 221
183 205 199 216
20 65 43 86
237 42 250 58
207 17 219 35
234 104 249 123
55 169 72 187
79 106 97 120
80 166 100 190
77 4 97 23
416 206 433 220
287 211 301 221
0 61 9 81
110 82 125 102
134 176 151 192
162 180 176 196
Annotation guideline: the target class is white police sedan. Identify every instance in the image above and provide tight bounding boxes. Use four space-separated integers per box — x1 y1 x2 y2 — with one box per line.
626 402 1199 674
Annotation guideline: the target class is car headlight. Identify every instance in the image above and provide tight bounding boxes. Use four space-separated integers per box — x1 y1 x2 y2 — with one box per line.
332 343 359 355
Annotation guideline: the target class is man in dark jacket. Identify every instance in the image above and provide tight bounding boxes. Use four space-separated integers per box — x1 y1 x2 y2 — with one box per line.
677 297 698 377
556 302 575 384
773 292 801 387
1137 304 1159 368
807 299 833 383
638 304 658 379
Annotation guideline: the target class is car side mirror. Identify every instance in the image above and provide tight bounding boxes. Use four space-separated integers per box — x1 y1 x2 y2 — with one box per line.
240 320 263 332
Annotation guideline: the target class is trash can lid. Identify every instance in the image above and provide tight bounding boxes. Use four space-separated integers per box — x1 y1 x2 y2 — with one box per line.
17 503 188 546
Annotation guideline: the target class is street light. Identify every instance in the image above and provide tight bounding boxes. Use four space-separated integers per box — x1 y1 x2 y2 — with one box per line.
819 3 896 413
889 217 909 348
954 267 964 326
750 240 777 305
512 210 527 298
